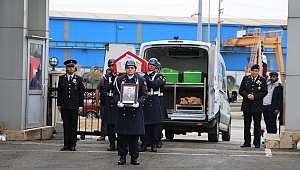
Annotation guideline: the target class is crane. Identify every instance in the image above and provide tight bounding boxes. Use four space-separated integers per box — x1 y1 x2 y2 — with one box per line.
222 28 284 78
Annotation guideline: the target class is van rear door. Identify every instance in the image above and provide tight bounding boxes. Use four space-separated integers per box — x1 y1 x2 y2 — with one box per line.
207 40 220 121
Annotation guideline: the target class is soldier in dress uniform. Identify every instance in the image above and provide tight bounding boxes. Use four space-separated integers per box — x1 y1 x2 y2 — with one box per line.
95 68 110 141
155 62 167 148
239 64 267 148
57 59 84 151
139 58 164 152
102 59 118 151
113 60 148 165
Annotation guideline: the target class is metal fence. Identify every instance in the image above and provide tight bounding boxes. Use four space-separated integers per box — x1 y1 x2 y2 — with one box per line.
47 86 103 140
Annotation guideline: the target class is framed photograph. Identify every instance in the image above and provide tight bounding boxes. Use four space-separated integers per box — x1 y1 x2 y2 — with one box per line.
120 83 138 106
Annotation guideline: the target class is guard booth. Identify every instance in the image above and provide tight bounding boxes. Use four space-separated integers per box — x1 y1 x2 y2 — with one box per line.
0 0 52 140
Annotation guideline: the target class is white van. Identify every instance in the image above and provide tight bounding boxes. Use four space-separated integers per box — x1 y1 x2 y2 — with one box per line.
138 38 232 142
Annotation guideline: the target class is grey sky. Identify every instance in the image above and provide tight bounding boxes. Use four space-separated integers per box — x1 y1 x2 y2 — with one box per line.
49 0 288 20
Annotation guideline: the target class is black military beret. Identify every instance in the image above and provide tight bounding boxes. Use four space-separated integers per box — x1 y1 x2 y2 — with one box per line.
64 59 77 66
251 64 259 70
269 72 278 77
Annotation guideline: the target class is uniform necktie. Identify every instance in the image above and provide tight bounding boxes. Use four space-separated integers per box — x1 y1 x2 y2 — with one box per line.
69 76 72 81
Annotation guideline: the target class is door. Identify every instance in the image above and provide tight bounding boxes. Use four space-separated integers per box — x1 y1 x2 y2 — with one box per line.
207 40 220 119
26 39 46 128
218 59 231 126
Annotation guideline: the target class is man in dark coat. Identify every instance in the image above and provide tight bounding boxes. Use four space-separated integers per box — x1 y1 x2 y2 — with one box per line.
239 64 267 148
102 59 118 151
57 59 84 151
113 60 148 165
139 58 164 152
263 72 283 134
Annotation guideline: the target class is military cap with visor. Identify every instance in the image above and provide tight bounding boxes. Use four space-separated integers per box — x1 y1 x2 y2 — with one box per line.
64 59 77 66
251 64 260 70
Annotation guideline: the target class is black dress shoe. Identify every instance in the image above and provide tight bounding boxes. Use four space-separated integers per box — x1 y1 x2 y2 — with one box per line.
131 157 139 165
240 144 251 148
70 146 76 151
118 156 126 165
60 146 70 151
255 145 260 148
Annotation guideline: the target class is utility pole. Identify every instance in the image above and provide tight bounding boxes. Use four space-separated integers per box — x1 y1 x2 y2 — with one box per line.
207 0 210 43
217 0 223 52
197 0 202 41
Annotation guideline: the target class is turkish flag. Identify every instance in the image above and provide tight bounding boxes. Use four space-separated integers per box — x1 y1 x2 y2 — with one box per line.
30 58 41 82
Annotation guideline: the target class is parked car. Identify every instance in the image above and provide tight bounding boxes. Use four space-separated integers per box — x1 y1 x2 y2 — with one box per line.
81 100 100 119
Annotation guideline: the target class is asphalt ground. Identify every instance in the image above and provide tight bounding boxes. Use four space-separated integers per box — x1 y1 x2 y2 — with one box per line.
0 119 299 170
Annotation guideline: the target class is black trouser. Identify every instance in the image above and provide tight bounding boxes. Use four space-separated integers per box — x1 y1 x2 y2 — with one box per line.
243 112 262 145
118 134 139 158
61 109 78 147
263 106 277 133
157 123 163 139
99 105 107 136
107 124 116 142
141 124 160 142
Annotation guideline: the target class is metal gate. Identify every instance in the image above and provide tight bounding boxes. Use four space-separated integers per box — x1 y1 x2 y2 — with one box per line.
47 85 103 140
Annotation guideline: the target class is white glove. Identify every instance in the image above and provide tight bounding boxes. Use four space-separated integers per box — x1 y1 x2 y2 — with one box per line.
132 102 139 108
117 101 124 108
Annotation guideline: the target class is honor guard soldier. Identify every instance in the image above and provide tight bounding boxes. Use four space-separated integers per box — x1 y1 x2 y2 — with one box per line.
155 62 167 148
239 64 267 148
95 69 110 141
113 60 148 165
139 58 164 152
57 59 84 151
102 59 118 151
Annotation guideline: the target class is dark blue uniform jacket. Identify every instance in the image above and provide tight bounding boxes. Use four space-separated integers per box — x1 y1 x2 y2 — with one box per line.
143 71 164 125
113 74 148 135
239 75 268 113
57 74 84 110
102 72 118 125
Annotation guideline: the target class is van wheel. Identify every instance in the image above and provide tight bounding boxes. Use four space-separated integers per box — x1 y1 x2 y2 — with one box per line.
222 122 231 141
165 130 174 140
208 121 219 142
